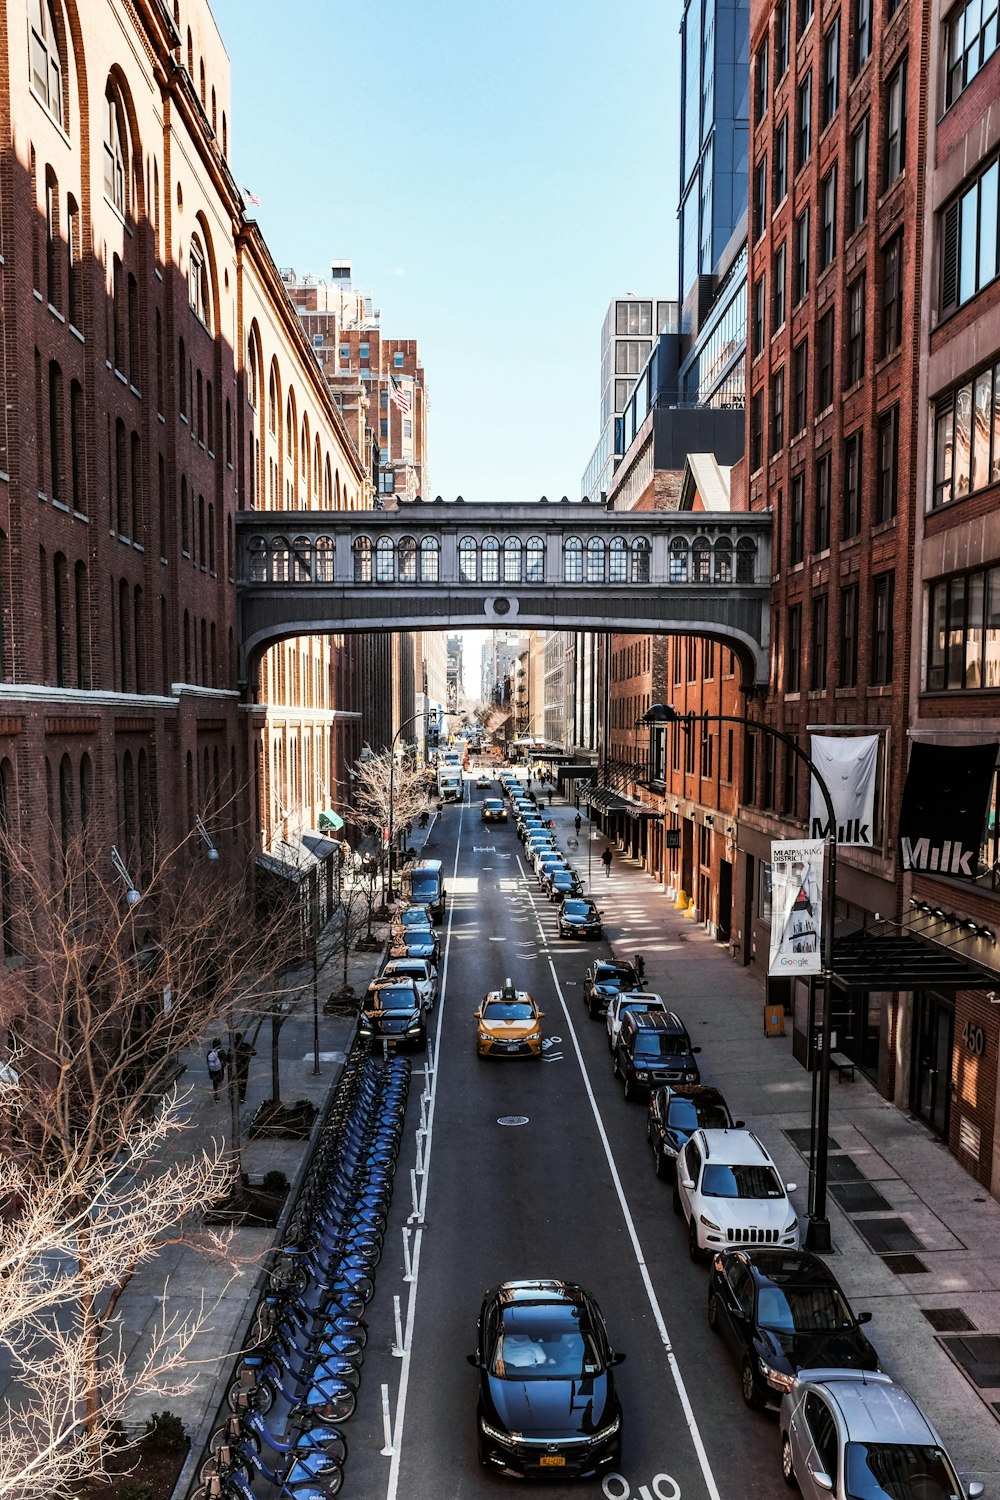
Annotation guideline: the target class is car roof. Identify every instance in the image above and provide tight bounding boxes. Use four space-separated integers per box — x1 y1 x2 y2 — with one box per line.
661 1083 728 1106
696 1128 774 1164
730 1249 839 1288
494 1278 586 1306
385 958 429 972
626 1008 684 1031
808 1374 935 1446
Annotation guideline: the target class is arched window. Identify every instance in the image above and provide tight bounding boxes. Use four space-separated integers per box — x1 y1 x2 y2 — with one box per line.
609 536 628 584
103 84 127 215
29 0 65 128
736 537 757 583
631 537 651 583
316 536 334 581
669 537 689 583
564 536 583 583
481 536 500 584
526 535 545 582
420 536 440 583
586 536 606 584
399 536 417 583
59 754 72 870
300 419 310 495
324 457 332 506
211 85 217 134
188 233 209 327
714 538 733 583
503 537 522 583
199 58 206 105
0 760 14 956
271 535 290 583
222 112 228 158
248 535 268 582
459 536 477 583
313 436 321 498
268 362 278 434
375 536 394 583
692 536 712 581
292 534 312 582
247 331 259 408
353 536 373 583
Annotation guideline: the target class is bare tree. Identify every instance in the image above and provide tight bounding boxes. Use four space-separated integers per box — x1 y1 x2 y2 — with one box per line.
351 751 431 900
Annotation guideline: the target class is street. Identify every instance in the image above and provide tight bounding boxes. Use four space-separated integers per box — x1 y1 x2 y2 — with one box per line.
345 782 786 1499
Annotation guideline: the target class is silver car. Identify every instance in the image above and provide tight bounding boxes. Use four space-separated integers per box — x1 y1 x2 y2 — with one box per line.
780 1369 984 1499
379 956 438 1008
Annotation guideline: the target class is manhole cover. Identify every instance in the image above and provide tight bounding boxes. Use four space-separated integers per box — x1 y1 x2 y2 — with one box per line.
942 1333 1000 1387
855 1216 926 1253
881 1253 928 1275
827 1156 865 1183
497 1115 529 1127
830 1182 893 1214
924 1308 976 1333
785 1129 842 1154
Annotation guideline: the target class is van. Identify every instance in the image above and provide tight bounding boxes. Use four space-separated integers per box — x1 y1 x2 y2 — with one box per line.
401 858 446 922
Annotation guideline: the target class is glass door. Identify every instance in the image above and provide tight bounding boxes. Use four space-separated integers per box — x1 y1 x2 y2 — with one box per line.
911 992 954 1139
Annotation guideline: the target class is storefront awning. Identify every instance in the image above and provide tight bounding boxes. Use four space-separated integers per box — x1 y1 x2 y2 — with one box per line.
300 829 341 862
256 839 321 885
318 807 345 832
586 787 661 818
831 930 997 994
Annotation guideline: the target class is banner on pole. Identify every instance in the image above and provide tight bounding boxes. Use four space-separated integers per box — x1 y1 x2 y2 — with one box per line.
768 839 825 977
898 740 999 879
809 734 879 847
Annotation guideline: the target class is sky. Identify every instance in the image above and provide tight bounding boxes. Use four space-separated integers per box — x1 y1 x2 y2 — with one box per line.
211 0 679 508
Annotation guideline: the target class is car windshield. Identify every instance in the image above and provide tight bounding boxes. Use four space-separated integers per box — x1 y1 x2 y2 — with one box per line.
756 1283 855 1332
483 1000 534 1022
409 877 439 900
634 1033 684 1057
668 1097 730 1132
387 964 424 980
701 1164 785 1199
399 908 430 924
596 965 633 987
844 1442 963 1500
491 1305 603 1380
365 988 416 1014
564 901 593 918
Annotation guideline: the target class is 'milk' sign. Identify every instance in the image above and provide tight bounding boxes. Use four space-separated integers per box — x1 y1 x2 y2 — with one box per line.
897 741 998 879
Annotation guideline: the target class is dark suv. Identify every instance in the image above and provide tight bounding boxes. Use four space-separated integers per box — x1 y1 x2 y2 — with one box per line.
583 960 643 1019
613 1010 701 1101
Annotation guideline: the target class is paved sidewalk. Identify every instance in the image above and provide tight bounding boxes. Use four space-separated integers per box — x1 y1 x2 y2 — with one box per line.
544 791 1000 1489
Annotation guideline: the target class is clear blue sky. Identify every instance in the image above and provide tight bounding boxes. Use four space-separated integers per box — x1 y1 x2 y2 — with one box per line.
211 0 679 505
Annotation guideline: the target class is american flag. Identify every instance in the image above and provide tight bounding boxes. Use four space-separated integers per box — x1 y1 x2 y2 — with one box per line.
242 187 261 207
390 375 412 414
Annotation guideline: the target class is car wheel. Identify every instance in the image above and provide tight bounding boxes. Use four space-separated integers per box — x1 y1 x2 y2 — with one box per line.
781 1435 799 1490
587 998 599 1019
612 1051 620 1079
654 1143 669 1181
688 1217 702 1262
707 1287 720 1331
672 1184 682 1217
741 1357 765 1409
624 1072 635 1102
607 1030 614 1052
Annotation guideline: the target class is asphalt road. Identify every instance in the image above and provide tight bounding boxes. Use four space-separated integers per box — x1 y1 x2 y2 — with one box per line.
345 781 789 1500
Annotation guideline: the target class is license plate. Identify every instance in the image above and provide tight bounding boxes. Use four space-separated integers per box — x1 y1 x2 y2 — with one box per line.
539 1455 565 1468
506 1042 520 1052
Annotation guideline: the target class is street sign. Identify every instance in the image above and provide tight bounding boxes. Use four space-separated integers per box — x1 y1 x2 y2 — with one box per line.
664 829 681 850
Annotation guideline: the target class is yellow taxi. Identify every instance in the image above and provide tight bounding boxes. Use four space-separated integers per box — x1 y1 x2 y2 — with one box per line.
475 979 545 1059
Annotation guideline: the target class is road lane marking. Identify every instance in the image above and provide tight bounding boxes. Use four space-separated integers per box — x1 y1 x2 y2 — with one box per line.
517 855 723 1500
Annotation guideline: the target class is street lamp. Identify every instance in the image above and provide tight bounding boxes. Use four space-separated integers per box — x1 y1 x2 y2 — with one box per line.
642 703 839 1254
110 845 142 906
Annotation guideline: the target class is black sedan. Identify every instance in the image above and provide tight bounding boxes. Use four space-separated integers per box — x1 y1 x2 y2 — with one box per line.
582 960 643 1018
707 1248 880 1409
557 897 603 939
647 1084 742 1179
359 981 428 1052
544 867 584 902
467 1279 624 1479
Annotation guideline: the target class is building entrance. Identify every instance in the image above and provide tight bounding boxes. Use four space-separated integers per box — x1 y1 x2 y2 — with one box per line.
910 991 955 1139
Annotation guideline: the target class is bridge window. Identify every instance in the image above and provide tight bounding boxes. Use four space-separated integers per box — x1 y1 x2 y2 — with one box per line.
248 535 268 583
693 536 712 582
609 536 628 583
375 536 395 582
482 536 500 584
564 536 583 583
399 536 418 584
669 537 689 583
271 536 291 583
631 537 651 583
714 538 733 583
526 535 544 582
316 536 333 582
586 537 606 584
459 536 477 583
503 537 522 583
420 536 440 583
353 536 373 583
736 537 757 583
292 534 312 582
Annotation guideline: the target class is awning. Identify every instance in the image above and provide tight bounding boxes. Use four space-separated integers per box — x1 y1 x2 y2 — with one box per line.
831 930 997 994
586 787 661 818
318 807 345 832
300 829 341 861
256 839 321 885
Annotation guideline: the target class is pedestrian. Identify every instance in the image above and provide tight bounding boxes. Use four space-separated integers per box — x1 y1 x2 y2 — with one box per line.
206 1038 225 1100
547 788 553 808
526 774 532 791
574 812 582 836
232 1031 256 1105
601 847 613 878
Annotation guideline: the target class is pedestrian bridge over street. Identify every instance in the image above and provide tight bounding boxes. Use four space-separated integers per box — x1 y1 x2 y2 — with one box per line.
235 500 773 691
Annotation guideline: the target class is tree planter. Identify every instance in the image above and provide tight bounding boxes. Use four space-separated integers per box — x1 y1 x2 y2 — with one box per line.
204 1175 288 1227
247 1098 317 1139
83 1414 189 1500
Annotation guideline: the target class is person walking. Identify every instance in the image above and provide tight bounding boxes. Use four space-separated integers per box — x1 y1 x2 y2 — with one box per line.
206 1038 226 1100
232 1031 256 1105
574 812 582 836
601 847 613 878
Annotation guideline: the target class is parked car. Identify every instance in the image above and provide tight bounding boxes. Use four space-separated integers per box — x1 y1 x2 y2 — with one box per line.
558 897 603 939
779 1369 983 1498
392 902 434 929
378 956 439 1009
673 1129 800 1262
708 1248 879 1410
481 797 508 823
359 981 428 1052
388 925 440 963
647 1084 741 1179
606 991 668 1051
544 867 584 902
467 1279 624 1479
583 960 643 1019
474 980 545 1059
613 1009 701 1100
533 849 567 879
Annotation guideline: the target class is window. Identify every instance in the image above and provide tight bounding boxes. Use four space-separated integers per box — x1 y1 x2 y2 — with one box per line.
750 390 764 472
811 595 829 689
800 0 815 26
393 351 405 368
871 572 895 682
849 117 869 233
843 433 862 537
753 155 768 242
189 235 210 327
755 35 769 123
359 342 369 363
926 565 1000 690
820 166 838 269
773 116 788 204
45 169 59 310
945 0 999 108
775 0 790 76
790 472 805 563
875 405 899 521
839 584 859 686
67 196 81 327
822 16 840 127
104 86 126 214
884 58 907 187
941 156 1000 311
880 234 903 356
771 369 785 455
752 274 767 356
816 310 835 412
70 380 84 513
932 358 1000 509
29 0 64 126
48 361 63 503
792 338 809 433
773 242 787 328
846 274 865 387
814 452 831 549
786 605 802 691
854 0 872 72
796 72 812 170
794 207 810 302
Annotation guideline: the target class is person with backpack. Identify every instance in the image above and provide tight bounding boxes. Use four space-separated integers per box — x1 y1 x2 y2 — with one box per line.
206 1038 226 1100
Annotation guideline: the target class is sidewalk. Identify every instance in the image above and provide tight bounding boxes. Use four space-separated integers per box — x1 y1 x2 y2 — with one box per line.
548 791 1000 1488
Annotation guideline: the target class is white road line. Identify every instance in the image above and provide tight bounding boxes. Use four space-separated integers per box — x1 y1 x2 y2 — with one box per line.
518 855 724 1500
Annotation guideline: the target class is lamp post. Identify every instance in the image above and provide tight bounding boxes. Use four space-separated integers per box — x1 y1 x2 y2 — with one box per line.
641 703 840 1254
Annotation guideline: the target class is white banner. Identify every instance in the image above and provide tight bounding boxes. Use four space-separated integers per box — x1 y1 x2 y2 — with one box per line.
768 840 824 977
809 734 879 847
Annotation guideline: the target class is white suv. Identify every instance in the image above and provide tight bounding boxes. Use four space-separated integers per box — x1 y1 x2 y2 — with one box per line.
673 1129 799 1262
605 991 667 1051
